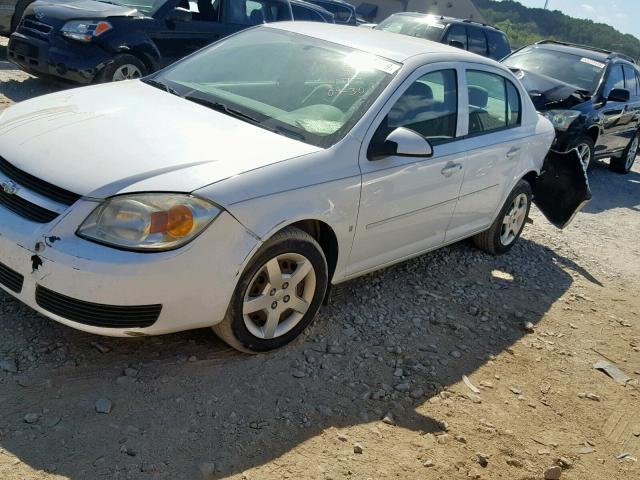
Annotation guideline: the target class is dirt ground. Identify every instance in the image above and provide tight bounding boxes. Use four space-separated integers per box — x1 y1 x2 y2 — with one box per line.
1 37 639 480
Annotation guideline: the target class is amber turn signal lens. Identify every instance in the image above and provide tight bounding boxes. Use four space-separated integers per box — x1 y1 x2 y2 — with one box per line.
149 205 194 237
94 22 112 36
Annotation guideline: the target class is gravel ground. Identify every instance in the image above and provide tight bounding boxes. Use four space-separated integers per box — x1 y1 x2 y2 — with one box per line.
1 36 639 480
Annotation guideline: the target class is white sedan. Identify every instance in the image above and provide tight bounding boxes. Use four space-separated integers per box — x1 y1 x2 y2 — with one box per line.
0 23 589 352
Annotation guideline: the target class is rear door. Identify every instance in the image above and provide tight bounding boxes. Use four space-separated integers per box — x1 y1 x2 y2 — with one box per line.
445 65 527 241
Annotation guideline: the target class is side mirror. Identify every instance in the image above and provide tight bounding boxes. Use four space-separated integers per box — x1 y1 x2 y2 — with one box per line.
167 7 192 24
370 127 433 160
608 88 630 103
448 40 465 50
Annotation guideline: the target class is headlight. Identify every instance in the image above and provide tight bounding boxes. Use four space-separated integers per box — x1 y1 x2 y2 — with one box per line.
77 194 221 251
61 20 112 42
540 110 581 131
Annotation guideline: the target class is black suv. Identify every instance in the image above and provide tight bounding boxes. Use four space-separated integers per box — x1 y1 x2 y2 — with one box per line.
8 0 293 83
374 13 511 61
305 0 355 25
503 40 640 174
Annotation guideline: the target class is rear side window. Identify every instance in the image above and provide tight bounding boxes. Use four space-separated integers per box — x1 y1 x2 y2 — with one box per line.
444 24 467 50
467 27 488 56
623 64 638 96
604 64 625 97
467 70 519 135
485 30 511 60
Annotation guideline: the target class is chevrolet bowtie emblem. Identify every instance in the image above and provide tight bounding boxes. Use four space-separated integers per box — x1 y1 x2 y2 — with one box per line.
1 180 19 196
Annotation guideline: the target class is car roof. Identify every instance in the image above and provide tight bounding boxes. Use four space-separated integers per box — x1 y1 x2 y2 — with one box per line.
388 12 504 33
268 22 482 63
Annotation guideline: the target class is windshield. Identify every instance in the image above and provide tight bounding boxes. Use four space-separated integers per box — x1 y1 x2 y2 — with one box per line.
96 0 161 14
503 46 605 93
154 28 399 148
376 14 445 42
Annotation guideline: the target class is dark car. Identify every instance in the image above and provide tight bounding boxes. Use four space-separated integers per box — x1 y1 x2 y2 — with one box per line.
503 40 640 174
305 0 355 25
375 12 511 61
291 0 333 22
8 0 293 83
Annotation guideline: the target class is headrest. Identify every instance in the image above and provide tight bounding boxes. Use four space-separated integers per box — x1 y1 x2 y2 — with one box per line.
468 85 488 109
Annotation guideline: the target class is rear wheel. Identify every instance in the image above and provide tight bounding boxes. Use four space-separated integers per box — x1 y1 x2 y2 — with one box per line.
473 180 532 255
96 55 147 83
610 132 639 174
213 227 328 353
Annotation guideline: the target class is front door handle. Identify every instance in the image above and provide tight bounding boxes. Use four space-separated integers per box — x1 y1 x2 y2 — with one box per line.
506 147 521 158
441 161 462 177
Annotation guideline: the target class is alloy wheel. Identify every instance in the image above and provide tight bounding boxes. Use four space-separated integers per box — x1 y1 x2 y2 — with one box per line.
576 143 592 171
500 193 528 246
626 137 639 170
112 64 143 82
242 253 316 340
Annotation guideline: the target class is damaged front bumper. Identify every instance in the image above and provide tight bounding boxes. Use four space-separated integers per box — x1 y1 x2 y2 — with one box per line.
0 200 258 336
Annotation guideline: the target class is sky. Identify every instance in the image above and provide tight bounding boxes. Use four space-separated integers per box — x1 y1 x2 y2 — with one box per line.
505 0 640 40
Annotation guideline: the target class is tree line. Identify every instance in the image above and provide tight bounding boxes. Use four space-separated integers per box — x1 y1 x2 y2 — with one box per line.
475 0 640 60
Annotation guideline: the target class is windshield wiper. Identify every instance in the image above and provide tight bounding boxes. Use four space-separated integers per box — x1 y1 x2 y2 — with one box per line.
184 95 261 124
142 78 180 96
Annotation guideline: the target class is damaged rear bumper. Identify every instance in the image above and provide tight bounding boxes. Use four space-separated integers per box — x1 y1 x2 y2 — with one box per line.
0 201 258 336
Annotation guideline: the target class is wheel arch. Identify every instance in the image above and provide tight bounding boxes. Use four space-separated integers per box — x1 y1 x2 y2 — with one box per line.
585 125 599 146
289 220 339 284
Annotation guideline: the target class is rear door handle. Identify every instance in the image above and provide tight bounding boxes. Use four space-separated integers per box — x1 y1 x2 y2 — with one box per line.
506 147 521 158
441 161 462 177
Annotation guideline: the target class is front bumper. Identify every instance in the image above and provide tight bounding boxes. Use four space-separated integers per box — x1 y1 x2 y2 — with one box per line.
0 201 259 337
7 31 111 83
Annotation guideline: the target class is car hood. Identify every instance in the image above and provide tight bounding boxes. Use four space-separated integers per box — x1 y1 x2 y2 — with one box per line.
0 81 320 199
509 68 588 110
26 0 138 24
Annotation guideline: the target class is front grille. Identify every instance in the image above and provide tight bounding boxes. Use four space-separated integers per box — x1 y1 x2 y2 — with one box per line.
0 157 80 206
0 156 81 223
0 262 24 294
0 188 60 223
20 19 53 36
35 286 162 328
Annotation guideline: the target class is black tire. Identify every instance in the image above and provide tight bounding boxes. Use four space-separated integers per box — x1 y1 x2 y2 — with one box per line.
570 135 596 172
96 54 147 83
610 131 639 174
10 0 33 33
473 180 532 255
213 227 328 353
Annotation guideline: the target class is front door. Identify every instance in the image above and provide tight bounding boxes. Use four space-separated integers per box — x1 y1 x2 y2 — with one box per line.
152 0 225 67
598 64 631 154
348 65 466 275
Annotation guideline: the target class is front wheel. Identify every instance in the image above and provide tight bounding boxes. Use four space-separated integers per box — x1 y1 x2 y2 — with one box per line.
473 180 532 255
610 132 639 174
572 135 595 172
96 54 147 83
213 227 328 353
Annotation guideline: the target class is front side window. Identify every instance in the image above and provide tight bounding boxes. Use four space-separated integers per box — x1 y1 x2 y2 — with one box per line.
314 1 352 22
467 70 516 135
467 27 488 56
623 64 638 97
292 4 322 21
604 64 625 98
485 30 510 60
444 24 467 50
369 69 458 155
225 0 292 24
157 28 398 148
183 0 220 21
